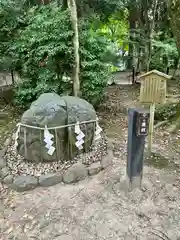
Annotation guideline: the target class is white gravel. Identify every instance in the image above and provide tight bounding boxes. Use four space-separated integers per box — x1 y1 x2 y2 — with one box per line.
4 134 107 178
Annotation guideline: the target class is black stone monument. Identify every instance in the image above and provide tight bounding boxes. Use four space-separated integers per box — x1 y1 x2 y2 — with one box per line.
127 108 150 190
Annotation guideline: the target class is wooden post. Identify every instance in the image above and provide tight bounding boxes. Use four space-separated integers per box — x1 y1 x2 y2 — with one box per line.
147 102 155 156
132 66 135 84
127 108 149 190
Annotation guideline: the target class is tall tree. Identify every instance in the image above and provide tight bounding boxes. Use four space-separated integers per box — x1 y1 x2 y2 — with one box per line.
67 0 80 96
168 0 180 131
0 0 27 73
126 0 168 72
169 0 180 54
127 3 138 69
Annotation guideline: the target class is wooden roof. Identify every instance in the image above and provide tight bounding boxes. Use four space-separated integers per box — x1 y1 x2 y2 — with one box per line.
138 70 172 80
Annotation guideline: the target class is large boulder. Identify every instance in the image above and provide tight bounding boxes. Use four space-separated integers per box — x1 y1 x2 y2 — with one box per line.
17 93 96 163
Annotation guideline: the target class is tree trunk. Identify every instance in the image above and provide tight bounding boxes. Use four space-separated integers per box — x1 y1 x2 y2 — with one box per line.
41 0 50 4
169 0 180 54
127 7 136 69
11 69 15 85
67 0 80 97
62 0 68 9
169 1 180 130
146 0 158 72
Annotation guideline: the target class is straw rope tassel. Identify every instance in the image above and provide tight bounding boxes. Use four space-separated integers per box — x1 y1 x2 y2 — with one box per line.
24 127 27 158
55 129 59 161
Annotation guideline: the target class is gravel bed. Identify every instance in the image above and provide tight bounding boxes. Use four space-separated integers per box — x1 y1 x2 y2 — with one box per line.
4 134 108 178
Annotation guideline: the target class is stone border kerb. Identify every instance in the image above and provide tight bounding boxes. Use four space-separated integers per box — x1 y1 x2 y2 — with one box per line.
0 138 112 192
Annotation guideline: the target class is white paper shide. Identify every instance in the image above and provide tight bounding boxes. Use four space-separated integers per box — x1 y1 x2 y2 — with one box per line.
94 117 102 141
44 125 55 156
75 121 85 150
14 123 21 149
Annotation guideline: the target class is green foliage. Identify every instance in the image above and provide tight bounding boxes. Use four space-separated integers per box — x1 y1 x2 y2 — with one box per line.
152 39 178 58
13 7 73 107
150 57 165 72
0 0 27 71
79 26 110 105
150 39 178 71
169 0 180 55
75 0 125 21
96 11 129 71
1 0 179 111
155 102 179 121
99 14 128 43
13 6 109 107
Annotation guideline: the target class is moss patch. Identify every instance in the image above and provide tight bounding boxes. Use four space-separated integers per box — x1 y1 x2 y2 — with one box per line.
0 105 21 149
145 152 179 170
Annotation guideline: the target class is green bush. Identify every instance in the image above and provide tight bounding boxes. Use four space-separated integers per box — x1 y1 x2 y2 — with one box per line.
12 6 109 108
155 102 179 121
0 0 27 72
79 27 110 105
150 58 166 72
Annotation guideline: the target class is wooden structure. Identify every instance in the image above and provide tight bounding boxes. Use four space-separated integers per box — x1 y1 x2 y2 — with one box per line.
139 70 171 104
138 70 171 155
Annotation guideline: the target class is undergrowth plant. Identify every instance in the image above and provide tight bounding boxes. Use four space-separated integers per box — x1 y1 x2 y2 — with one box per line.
12 6 109 107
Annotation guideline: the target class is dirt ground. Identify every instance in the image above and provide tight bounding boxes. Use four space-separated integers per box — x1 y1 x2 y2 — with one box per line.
1 149 180 240
1 85 180 240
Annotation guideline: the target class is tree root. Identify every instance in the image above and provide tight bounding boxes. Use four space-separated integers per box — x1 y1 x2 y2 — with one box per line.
151 229 170 240
167 116 180 133
154 120 168 129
